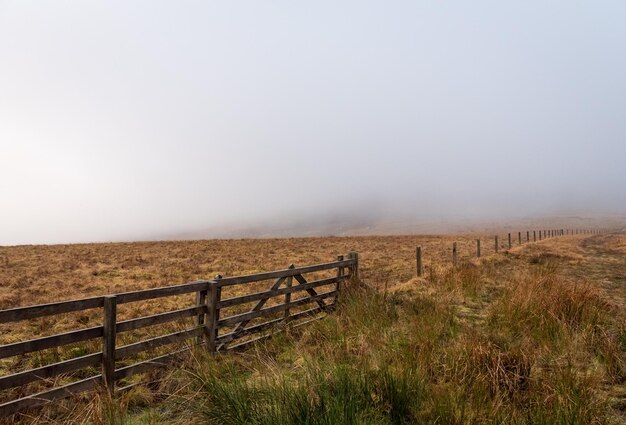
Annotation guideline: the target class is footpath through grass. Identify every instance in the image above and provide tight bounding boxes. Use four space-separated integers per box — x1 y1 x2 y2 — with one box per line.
17 235 626 424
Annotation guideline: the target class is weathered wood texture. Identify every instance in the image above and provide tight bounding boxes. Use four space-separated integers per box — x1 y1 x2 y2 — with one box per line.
416 247 423 277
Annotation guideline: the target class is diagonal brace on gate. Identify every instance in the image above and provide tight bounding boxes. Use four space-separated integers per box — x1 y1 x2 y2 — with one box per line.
219 273 329 350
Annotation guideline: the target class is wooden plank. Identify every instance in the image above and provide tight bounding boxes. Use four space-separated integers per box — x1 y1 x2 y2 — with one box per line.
196 289 207 345
216 305 325 348
217 291 336 328
206 278 220 353
218 317 284 349
0 297 104 323
115 280 209 304
0 353 102 391
348 252 359 279
0 281 208 323
226 313 326 352
218 277 338 308
216 260 355 287
284 265 294 320
115 327 203 359
116 306 205 333
336 255 344 296
293 274 327 309
0 327 103 359
228 277 286 336
0 375 101 418
113 347 189 381
102 296 116 394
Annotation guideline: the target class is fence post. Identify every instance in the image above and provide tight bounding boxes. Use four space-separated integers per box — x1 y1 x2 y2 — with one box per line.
285 264 294 319
476 239 481 257
452 242 458 268
495 235 499 253
533 230 536 242
348 251 359 280
336 256 344 297
206 275 221 354
508 233 512 249
416 247 423 277
196 285 208 345
518 232 522 245
526 231 529 242
103 295 117 395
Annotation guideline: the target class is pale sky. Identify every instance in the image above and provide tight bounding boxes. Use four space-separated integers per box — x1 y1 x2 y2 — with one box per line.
1 1 625 245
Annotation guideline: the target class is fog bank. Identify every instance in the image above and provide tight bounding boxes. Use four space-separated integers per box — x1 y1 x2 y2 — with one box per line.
1 1 626 245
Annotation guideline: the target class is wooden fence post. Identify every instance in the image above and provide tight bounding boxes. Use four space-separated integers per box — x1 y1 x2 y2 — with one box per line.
533 230 536 242
206 276 221 354
508 233 512 249
452 242 458 268
495 235 499 253
476 239 481 257
196 285 208 345
336 256 344 296
348 251 359 280
526 231 530 242
102 295 117 395
285 264 294 319
416 247 423 277
518 232 522 245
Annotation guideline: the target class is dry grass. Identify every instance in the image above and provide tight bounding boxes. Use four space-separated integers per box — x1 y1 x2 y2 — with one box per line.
1 233 625 424
0 235 493 344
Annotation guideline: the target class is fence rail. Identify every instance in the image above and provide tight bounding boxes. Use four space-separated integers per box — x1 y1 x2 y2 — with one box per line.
0 253 358 418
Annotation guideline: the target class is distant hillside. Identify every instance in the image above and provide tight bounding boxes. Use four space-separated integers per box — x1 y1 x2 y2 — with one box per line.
167 212 626 240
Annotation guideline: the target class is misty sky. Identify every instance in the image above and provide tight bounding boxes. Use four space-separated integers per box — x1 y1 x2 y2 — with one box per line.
1 1 626 245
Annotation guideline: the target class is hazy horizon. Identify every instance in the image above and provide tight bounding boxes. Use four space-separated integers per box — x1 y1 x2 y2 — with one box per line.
2 1 626 245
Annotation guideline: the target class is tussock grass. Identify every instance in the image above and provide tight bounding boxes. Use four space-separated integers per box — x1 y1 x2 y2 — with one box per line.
4 235 626 424
154 258 617 424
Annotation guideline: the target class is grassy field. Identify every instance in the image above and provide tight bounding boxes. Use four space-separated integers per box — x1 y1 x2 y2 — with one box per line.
0 234 492 343
1 233 625 423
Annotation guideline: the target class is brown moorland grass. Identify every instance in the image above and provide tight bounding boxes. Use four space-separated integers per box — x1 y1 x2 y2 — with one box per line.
1 233 623 424
0 234 498 342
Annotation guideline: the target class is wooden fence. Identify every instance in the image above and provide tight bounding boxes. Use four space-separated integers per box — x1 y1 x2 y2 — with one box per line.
0 253 358 418
415 228 605 275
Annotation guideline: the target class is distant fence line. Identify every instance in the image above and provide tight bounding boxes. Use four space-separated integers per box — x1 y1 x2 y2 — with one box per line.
0 253 359 418
415 228 606 276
